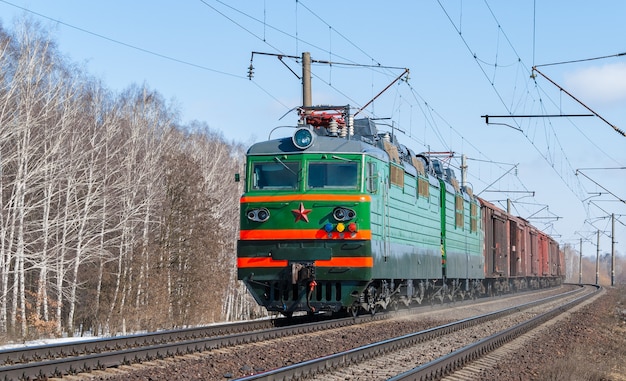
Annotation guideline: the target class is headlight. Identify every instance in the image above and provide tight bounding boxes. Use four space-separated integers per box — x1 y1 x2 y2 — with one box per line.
292 127 314 149
333 207 356 221
246 208 270 222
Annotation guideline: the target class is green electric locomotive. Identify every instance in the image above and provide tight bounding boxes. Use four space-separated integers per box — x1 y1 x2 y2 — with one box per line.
237 106 484 316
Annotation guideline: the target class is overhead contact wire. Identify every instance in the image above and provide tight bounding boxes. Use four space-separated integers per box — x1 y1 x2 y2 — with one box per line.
0 0 244 78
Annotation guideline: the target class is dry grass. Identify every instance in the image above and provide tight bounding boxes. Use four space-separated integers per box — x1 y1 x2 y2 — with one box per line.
543 285 626 381
542 347 621 381
480 285 626 381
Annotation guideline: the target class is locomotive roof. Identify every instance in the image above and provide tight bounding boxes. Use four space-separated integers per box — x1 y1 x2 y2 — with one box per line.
248 116 475 200
247 130 389 161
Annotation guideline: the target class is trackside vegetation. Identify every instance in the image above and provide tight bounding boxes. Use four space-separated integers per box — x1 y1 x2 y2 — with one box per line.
0 19 258 341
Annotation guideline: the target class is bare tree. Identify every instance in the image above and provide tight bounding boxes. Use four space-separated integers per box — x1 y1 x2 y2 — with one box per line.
0 17 257 340
0 20 67 337
101 85 175 334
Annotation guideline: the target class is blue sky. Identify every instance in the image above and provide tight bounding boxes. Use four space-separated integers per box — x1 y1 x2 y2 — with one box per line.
1 1 625 263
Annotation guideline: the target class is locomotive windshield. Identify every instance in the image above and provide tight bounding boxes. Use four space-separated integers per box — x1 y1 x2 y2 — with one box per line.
251 161 300 190
307 161 358 189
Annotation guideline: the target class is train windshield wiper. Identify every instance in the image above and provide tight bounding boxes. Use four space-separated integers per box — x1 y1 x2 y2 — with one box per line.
273 156 298 176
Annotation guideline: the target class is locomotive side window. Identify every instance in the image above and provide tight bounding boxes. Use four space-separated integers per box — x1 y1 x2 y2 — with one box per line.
251 161 300 190
417 177 429 198
389 164 404 188
455 194 464 229
470 202 478 233
307 162 358 189
366 161 378 193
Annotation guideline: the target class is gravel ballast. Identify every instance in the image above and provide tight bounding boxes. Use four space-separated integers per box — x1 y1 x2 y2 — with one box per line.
67 286 625 381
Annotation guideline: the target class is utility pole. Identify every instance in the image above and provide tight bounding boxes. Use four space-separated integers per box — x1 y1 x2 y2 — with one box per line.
612 213 615 286
461 154 467 188
302 52 312 108
579 238 583 285
596 230 600 286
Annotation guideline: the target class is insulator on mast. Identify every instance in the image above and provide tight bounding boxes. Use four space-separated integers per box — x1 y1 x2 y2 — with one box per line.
328 119 338 136
339 124 347 138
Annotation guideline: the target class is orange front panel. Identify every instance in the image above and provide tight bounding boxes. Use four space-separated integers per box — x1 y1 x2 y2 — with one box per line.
237 257 288 268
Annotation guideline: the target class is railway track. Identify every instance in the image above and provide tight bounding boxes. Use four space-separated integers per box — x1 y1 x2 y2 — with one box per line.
0 313 384 380
438 285 605 381
0 285 583 380
234 284 598 381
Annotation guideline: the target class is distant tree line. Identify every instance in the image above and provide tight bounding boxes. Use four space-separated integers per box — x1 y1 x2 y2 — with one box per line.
0 19 260 340
563 244 625 285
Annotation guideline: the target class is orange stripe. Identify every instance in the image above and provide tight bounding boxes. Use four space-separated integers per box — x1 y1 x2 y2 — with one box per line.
241 194 371 203
237 256 373 268
240 229 371 240
237 257 288 268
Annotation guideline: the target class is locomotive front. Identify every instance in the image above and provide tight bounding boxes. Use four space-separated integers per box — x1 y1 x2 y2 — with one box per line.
237 124 374 316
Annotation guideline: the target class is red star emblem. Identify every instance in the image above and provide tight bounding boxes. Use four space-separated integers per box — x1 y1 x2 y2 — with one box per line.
291 202 311 223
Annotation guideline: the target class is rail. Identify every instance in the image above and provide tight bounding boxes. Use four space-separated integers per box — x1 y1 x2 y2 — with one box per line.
0 313 386 380
234 285 589 381
388 284 600 381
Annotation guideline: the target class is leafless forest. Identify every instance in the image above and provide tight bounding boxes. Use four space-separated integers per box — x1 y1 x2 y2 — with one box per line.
0 20 264 341
0 20 622 342
563 243 625 287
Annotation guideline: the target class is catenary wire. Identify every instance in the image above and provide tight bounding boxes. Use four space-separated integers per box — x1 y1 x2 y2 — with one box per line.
0 0 245 79
2 0 586 226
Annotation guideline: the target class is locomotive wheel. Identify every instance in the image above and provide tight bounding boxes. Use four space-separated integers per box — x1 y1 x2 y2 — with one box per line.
349 303 360 318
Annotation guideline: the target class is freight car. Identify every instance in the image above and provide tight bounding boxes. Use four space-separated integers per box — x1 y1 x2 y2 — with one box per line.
479 198 564 293
236 105 564 317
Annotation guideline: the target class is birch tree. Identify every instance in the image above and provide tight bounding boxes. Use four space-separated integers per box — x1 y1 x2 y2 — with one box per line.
0 17 258 338
103 85 174 333
1 20 65 337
